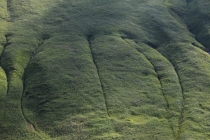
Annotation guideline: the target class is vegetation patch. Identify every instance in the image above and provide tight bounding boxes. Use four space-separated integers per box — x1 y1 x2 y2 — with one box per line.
1 0 210 139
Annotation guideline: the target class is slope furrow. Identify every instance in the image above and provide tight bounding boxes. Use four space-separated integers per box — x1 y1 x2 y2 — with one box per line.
20 90 37 132
155 45 186 139
153 51 186 139
122 38 187 138
0 72 8 121
0 35 10 121
21 39 46 132
87 35 110 117
122 38 170 110
173 66 185 140
21 73 37 132
1 1 13 119
144 42 185 139
146 43 185 140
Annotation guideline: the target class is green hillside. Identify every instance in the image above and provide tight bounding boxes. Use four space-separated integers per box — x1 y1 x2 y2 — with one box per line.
1 0 210 139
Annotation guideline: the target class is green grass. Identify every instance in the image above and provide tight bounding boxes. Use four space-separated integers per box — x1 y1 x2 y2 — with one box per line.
159 43 210 139
1 0 210 139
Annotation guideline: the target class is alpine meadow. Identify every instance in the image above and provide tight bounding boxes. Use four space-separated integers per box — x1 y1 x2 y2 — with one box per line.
1 0 210 139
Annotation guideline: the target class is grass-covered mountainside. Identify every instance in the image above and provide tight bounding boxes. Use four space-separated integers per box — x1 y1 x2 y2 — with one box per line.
1 0 210 139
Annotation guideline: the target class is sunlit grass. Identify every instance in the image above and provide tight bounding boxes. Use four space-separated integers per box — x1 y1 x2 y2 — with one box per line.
1 0 210 139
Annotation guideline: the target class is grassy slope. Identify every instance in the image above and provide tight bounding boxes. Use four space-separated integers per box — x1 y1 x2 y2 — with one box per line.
0 0 210 139
0 0 8 130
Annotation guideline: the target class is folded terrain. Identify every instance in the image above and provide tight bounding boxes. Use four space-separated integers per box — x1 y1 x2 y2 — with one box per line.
0 0 210 139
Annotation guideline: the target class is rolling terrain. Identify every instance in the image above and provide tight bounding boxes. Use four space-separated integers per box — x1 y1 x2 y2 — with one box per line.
1 0 210 139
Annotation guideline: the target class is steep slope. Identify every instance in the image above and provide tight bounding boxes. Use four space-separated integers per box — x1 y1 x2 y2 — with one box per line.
0 0 210 139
